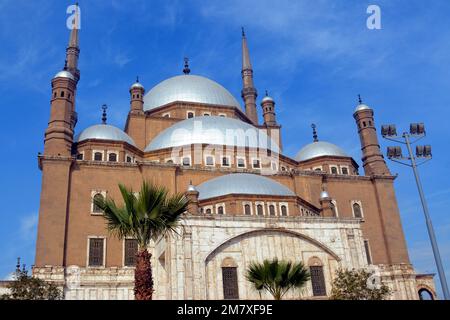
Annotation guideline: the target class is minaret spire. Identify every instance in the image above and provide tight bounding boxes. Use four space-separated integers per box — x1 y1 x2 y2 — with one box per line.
241 27 258 124
66 3 80 82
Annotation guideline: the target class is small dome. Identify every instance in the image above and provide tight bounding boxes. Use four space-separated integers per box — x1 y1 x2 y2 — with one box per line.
76 124 136 147
144 75 242 111
187 184 197 192
145 116 279 152
196 173 295 200
320 190 330 199
53 70 75 80
261 95 274 103
354 103 371 112
130 82 144 90
295 141 348 162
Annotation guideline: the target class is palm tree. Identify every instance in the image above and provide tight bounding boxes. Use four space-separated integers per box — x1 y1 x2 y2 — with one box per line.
94 181 189 300
246 258 310 300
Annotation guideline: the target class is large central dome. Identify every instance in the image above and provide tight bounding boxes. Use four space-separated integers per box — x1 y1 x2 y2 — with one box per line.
143 75 242 111
145 116 279 152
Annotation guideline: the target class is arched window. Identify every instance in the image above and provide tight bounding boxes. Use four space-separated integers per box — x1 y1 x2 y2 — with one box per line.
310 266 326 296
206 208 212 214
280 205 287 216
217 206 224 215
330 201 338 217
182 157 191 166
353 203 362 218
330 166 338 174
257 204 264 216
341 167 349 175
187 112 194 119
269 205 275 216
108 153 117 162
94 152 103 161
244 204 251 215
418 288 434 300
126 156 132 163
60 91 65 98
237 158 245 168
92 193 104 214
76 153 84 160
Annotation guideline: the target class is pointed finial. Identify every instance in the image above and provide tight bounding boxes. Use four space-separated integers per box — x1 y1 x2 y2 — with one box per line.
136 76 139 83
101 104 107 124
311 123 318 142
64 60 68 70
22 264 26 273
358 94 363 104
265 90 269 96
16 257 21 272
242 27 246 37
183 57 191 75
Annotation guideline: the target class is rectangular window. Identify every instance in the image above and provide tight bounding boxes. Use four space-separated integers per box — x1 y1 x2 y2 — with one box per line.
364 240 372 265
88 238 104 267
222 267 239 299
310 266 326 296
205 156 215 166
124 239 138 267
341 167 349 175
252 159 261 169
222 156 231 167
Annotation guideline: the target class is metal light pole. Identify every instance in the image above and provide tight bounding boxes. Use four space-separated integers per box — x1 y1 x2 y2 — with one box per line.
382 123 449 300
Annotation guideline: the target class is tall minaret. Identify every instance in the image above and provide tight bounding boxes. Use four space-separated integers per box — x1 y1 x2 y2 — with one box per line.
353 96 390 176
241 28 258 125
43 8 80 156
66 4 80 82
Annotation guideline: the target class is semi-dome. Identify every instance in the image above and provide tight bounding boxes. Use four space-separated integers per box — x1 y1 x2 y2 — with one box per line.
143 75 242 111
196 173 295 200
295 141 348 162
145 116 279 152
53 70 75 80
76 124 136 147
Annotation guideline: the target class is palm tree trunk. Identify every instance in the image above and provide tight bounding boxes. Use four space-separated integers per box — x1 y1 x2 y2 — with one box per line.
134 249 154 300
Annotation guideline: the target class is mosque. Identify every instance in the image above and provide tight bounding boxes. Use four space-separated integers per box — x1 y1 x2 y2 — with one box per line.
33 10 436 300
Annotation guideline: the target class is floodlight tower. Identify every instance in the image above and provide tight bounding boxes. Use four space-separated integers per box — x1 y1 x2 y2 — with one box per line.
381 122 449 300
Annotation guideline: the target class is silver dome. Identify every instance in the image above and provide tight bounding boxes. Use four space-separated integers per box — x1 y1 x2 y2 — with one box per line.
196 173 295 200
320 190 330 199
145 116 279 152
354 103 371 112
76 124 137 147
130 82 144 90
261 95 274 103
53 70 75 80
295 141 348 162
143 75 242 111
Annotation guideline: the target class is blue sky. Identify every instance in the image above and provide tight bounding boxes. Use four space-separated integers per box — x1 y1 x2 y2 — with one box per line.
0 0 449 297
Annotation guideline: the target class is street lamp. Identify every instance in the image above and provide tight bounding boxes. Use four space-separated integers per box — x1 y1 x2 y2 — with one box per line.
381 123 449 300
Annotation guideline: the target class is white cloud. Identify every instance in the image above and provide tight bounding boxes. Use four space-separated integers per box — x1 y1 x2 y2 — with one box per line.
19 213 38 241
